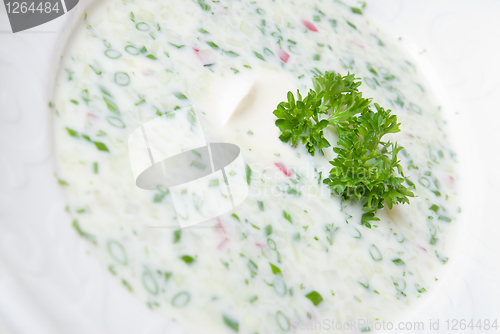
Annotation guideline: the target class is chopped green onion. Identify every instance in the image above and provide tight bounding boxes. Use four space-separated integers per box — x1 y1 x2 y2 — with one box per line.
273 276 287 296
104 49 122 59
173 229 181 243
223 50 239 57
107 116 126 128
180 255 195 265
135 22 150 31
418 177 430 188
206 41 219 49
142 270 159 295
305 291 323 306
276 311 290 331
174 92 188 100
347 21 357 30
209 179 219 187
429 204 439 213
190 160 206 169
114 72 130 86
435 251 449 264
121 279 133 292
265 225 272 236
168 42 184 49
369 244 382 261
263 47 274 56
72 220 96 244
351 7 363 14
283 210 292 224
172 291 190 307
409 102 422 114
107 240 127 265
94 142 109 152
103 97 120 115
222 315 239 332
245 164 252 185
66 127 79 137
269 263 281 275
254 51 265 61
125 45 140 55
153 192 167 203
393 258 405 266
197 0 211 11
248 259 258 277
88 64 101 75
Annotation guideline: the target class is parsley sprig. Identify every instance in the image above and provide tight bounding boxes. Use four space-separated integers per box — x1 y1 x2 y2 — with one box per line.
273 90 330 155
274 71 415 226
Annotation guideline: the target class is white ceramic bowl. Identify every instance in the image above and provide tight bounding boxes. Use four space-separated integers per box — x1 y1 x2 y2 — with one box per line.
0 0 499 333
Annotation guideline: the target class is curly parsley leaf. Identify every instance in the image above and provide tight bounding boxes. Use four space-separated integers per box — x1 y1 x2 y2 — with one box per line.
274 71 415 225
326 103 415 225
273 90 330 156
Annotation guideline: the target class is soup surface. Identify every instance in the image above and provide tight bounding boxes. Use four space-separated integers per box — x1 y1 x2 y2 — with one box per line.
52 0 460 333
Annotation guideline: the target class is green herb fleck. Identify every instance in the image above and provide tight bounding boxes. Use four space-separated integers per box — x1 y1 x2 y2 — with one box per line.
347 21 357 30
72 220 96 244
122 279 133 292
222 315 239 332
206 41 219 49
245 164 252 185
223 50 239 57
94 142 109 152
254 51 265 61
66 127 79 138
180 255 195 265
103 97 120 115
173 230 181 244
283 210 292 224
305 291 323 306
438 216 451 222
351 7 363 14
269 263 282 275
168 42 184 49
197 0 211 11
265 225 272 236
174 92 188 100
429 204 439 213
393 258 405 266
